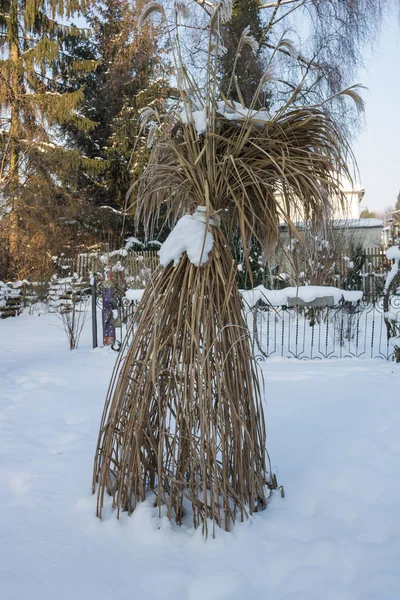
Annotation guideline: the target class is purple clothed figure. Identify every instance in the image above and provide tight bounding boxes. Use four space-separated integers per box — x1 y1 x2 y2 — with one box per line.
102 282 115 346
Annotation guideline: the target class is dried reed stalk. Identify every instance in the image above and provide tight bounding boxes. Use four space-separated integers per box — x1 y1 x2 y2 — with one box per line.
93 226 273 536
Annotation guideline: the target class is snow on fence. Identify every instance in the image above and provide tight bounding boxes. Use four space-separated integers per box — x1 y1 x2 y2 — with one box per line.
249 293 400 361
0 281 22 318
57 250 160 288
0 278 90 318
0 280 51 317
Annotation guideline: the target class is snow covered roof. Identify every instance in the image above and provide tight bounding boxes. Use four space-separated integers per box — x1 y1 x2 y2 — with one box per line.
279 218 383 231
337 175 365 196
331 218 383 229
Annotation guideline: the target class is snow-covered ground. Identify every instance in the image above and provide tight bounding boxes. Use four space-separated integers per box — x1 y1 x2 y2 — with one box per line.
1 314 400 600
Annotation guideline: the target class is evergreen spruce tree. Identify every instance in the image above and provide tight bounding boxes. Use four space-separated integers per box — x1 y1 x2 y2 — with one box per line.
64 0 170 222
219 0 267 107
360 208 377 219
0 0 101 278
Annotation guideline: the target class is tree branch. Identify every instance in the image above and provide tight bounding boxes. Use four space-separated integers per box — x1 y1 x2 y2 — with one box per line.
260 0 306 8
264 41 323 71
270 0 307 26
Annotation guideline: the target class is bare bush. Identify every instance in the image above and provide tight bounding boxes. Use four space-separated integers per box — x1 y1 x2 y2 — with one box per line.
54 276 90 350
275 221 367 290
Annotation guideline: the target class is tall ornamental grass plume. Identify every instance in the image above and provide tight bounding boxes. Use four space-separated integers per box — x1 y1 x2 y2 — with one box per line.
92 0 362 536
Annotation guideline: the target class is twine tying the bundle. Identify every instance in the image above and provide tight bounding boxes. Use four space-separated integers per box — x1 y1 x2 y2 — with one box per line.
191 205 221 227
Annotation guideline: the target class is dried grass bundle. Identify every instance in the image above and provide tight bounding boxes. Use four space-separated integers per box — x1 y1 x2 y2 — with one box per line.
93 227 273 536
93 0 361 535
137 104 353 267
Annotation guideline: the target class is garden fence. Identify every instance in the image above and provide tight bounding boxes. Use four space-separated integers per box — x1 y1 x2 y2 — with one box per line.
55 247 389 295
360 247 389 295
59 250 160 288
2 246 398 362
2 277 399 362
249 293 399 361
101 289 399 361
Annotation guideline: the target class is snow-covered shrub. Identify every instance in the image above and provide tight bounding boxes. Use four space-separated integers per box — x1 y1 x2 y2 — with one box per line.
388 320 400 363
383 245 400 362
233 235 268 289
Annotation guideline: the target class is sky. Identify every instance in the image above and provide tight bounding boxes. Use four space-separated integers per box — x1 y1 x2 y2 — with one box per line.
353 10 400 214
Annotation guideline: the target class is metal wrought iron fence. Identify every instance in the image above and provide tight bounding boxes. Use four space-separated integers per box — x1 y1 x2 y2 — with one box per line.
90 278 400 361
250 293 400 361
